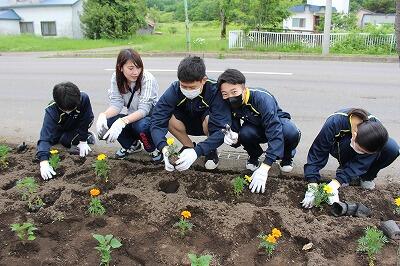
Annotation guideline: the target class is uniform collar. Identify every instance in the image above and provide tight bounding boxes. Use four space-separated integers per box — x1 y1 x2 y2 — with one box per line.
243 87 250 105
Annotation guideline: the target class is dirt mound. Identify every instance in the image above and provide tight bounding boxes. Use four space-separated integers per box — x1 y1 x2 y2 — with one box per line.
0 143 398 265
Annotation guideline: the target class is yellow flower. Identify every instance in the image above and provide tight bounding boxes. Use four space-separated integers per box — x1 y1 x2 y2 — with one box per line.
97 154 107 161
90 188 101 197
181 210 191 219
167 137 175 146
265 234 277 244
50 149 58 155
394 197 400 207
323 185 333 194
271 228 282 238
244 175 252 183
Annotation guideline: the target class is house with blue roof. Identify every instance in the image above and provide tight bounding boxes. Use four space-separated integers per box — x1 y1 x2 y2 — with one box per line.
0 0 83 38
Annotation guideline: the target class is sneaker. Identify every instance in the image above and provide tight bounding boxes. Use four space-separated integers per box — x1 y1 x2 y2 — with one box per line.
205 149 219 170
279 160 293 173
150 149 163 163
115 141 143 159
87 131 96 145
360 180 375 190
246 157 259 172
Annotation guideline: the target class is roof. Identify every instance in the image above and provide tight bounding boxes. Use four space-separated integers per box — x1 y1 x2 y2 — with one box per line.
0 0 80 8
363 13 395 17
289 4 337 13
0 9 20 20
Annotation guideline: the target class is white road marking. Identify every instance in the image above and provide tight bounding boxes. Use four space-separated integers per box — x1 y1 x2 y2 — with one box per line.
104 68 293 76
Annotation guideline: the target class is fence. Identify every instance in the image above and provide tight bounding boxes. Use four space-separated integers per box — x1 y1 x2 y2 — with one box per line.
228 30 396 50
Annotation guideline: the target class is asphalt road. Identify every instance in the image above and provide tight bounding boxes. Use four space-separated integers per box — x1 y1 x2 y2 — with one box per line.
0 54 399 180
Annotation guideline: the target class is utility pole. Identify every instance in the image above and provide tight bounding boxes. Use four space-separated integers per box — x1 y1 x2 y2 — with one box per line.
322 0 332 55
184 0 191 52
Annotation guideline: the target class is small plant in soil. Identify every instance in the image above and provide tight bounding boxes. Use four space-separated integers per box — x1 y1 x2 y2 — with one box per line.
357 226 388 266
49 149 60 170
88 188 105 216
174 210 193 237
313 183 334 209
188 253 212 266
0 144 11 170
93 234 122 266
232 175 252 197
93 154 110 182
10 222 38 241
258 228 282 256
16 177 44 211
394 197 400 215
166 137 179 165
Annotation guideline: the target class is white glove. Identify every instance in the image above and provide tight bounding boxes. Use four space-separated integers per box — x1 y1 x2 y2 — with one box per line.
327 180 340 205
96 113 108 139
103 118 126 143
222 125 238 146
249 163 270 193
162 146 175 172
175 148 197 171
77 141 91 157
40 160 56 180
301 183 318 208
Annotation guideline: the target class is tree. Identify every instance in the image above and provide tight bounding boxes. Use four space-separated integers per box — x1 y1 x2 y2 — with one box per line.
364 0 396 14
81 0 147 39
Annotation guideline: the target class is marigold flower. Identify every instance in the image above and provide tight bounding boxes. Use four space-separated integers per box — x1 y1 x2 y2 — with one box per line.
181 210 191 219
90 188 101 197
167 137 175 146
50 149 59 155
323 185 333 194
97 154 107 161
394 197 400 207
271 228 282 238
265 234 277 244
244 175 252 183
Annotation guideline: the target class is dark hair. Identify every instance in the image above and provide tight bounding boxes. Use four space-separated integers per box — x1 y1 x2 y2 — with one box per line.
349 108 388 153
177 56 206 82
217 69 246 89
116 49 144 94
53 82 81 111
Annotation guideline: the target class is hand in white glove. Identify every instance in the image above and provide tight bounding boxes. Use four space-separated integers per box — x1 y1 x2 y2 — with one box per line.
77 141 91 157
103 118 126 143
301 183 318 208
327 180 340 205
222 124 238 146
96 113 108 139
40 160 56 180
175 148 197 171
249 163 271 193
162 146 175 172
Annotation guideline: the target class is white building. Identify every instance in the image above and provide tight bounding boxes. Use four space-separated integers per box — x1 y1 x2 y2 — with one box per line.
283 4 337 32
0 0 83 38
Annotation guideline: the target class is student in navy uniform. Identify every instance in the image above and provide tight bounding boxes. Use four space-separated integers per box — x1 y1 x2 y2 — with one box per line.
150 56 231 171
95 49 161 161
37 82 95 180
302 108 399 208
218 69 301 194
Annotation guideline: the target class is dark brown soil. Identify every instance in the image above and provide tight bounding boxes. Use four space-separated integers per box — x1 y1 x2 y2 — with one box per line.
0 143 398 266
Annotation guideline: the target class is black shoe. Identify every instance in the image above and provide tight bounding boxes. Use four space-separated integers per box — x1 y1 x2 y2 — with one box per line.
246 156 260 171
205 149 219 170
115 141 143 159
149 149 163 163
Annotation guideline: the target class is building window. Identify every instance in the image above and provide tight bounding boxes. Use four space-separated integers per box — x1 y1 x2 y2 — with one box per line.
292 18 306 28
41 21 57 36
20 22 34 34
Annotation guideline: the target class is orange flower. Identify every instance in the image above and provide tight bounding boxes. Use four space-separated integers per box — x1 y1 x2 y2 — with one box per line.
265 234 277 244
181 210 191 219
90 188 101 197
271 228 282 238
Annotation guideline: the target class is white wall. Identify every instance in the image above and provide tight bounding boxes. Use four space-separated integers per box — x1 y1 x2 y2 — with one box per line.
12 6 76 38
71 1 83 39
0 20 20 34
307 0 349 14
283 13 315 32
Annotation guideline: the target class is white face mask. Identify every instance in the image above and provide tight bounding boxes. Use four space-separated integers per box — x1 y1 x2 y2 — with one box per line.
350 139 365 154
180 86 202 99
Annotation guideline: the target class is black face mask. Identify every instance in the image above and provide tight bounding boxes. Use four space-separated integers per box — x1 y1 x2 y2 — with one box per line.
228 95 243 109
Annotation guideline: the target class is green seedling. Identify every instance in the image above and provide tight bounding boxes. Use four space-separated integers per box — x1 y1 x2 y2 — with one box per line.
88 197 106 216
357 226 388 266
232 175 252 197
313 183 334 208
93 234 122 266
188 253 212 266
10 222 38 241
0 145 11 170
16 177 44 211
93 154 110 182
